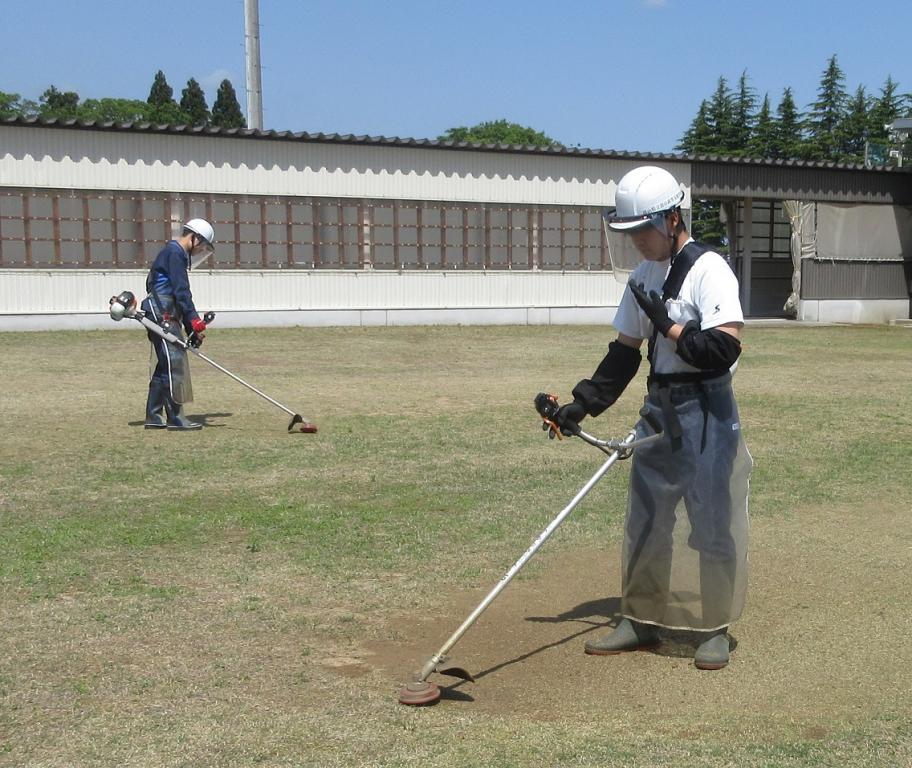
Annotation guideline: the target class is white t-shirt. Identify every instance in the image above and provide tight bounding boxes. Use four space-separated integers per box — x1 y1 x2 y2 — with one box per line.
612 243 743 375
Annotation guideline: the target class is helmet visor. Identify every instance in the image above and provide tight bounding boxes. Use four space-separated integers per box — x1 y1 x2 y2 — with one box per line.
189 240 215 270
602 208 668 281
602 207 691 282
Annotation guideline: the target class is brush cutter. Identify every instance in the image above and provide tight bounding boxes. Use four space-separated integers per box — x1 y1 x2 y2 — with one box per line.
397 393 664 706
108 290 317 433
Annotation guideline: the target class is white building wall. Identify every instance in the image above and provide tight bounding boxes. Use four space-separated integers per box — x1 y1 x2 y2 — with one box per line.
798 298 910 324
0 124 675 330
0 269 625 331
0 125 692 207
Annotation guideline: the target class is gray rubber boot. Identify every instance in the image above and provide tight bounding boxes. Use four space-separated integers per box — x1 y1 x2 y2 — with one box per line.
696 555 734 669
694 631 730 670
584 618 660 656
144 381 167 429
164 394 202 431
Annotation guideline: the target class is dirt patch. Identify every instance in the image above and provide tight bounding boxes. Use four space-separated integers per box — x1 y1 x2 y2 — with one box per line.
356 502 912 730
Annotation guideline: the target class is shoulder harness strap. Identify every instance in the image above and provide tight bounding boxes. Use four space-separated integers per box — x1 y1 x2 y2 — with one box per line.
646 241 713 369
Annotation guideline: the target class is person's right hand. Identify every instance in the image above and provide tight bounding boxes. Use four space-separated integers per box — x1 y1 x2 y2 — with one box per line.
189 317 207 348
555 400 586 436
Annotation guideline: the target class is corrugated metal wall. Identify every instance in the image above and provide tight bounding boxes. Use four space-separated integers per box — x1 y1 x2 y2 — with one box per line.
3 122 911 326
692 161 912 204
0 269 626 330
0 125 690 208
802 260 911 300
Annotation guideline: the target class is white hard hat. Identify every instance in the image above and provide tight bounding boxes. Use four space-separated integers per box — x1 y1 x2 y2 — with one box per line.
183 218 215 246
606 166 685 231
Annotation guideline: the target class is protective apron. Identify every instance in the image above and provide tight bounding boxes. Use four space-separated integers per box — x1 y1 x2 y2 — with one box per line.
622 373 751 631
141 293 193 404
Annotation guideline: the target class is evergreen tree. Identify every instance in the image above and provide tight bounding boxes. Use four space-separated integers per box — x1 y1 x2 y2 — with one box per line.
806 54 848 161
676 100 714 154
678 89 730 250
867 76 903 143
211 79 245 128
838 85 869 163
147 70 174 106
690 202 728 252
180 78 210 125
38 86 80 119
438 119 559 147
748 94 775 158
707 77 737 152
774 87 804 159
732 70 757 154
145 70 189 124
868 77 911 165
0 91 21 119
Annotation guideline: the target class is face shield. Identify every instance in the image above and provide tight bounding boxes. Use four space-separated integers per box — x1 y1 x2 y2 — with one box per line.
602 207 690 283
189 238 215 270
602 209 668 282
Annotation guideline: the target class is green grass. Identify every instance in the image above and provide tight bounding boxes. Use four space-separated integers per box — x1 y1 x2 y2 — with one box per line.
0 324 910 767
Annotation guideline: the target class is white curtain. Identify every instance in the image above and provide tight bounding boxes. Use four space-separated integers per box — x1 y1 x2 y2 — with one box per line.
781 201 816 317
816 203 912 261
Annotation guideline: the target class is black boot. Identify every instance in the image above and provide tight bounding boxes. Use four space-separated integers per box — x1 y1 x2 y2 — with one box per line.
144 380 167 429
164 393 202 431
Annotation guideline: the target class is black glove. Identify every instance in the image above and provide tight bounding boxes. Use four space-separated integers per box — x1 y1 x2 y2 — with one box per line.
188 331 204 348
554 400 586 437
628 279 674 336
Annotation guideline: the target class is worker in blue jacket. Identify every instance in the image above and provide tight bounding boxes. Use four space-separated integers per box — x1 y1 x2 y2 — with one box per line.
141 219 214 430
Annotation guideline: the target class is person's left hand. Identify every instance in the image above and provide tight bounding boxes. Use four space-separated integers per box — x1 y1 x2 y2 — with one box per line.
628 280 673 336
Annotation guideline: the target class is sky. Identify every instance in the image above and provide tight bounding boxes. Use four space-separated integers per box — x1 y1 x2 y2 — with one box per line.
2 0 911 154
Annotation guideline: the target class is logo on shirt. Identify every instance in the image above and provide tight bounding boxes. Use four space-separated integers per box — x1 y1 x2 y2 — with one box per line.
713 304 720 314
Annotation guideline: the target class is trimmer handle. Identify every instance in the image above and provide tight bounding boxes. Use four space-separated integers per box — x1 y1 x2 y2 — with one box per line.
203 311 216 325
533 392 564 440
534 392 560 421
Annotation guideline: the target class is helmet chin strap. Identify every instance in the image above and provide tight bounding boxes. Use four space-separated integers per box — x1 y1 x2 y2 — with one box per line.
666 212 679 262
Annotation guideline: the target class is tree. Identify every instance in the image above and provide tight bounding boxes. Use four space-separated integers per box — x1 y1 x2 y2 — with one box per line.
866 76 910 166
0 91 22 119
147 70 174 107
748 94 775 158
867 76 903 144
806 54 848 161
707 77 737 153
689 202 728 252
38 86 80 119
731 70 757 154
676 92 728 248
438 119 560 147
676 100 715 154
180 78 209 125
145 70 189 124
77 98 151 123
838 85 869 163
211 79 245 128
774 87 804 159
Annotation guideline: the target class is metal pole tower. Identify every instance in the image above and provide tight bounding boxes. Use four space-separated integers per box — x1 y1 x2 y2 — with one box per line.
244 0 263 130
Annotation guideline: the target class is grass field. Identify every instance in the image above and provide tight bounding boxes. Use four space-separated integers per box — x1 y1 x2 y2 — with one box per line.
1 323 910 767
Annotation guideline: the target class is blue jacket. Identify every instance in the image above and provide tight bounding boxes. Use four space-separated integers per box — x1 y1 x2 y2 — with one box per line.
146 240 200 330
